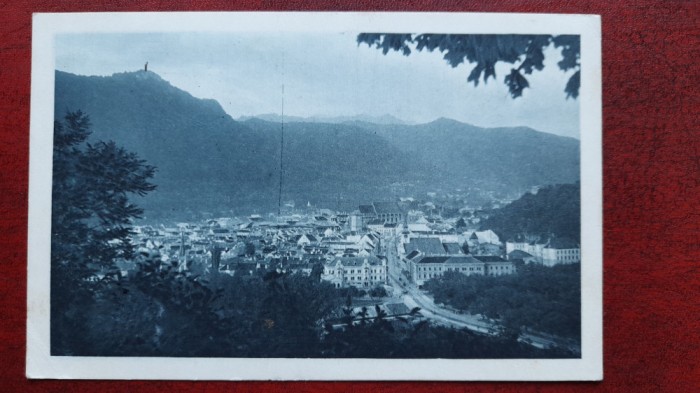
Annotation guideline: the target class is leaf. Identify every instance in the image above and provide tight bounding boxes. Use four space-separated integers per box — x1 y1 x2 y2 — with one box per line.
357 33 578 100
565 70 580 99
467 64 484 86
504 68 530 98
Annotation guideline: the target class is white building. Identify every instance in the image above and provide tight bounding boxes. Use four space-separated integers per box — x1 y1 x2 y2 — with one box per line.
321 256 388 288
408 255 486 286
470 230 501 245
408 255 515 285
348 213 363 232
506 237 580 266
376 223 400 237
541 238 581 266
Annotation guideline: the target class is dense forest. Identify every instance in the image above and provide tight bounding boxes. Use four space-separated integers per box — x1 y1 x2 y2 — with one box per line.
423 264 581 340
480 182 581 242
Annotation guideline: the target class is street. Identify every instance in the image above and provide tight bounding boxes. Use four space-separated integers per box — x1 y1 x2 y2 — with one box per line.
383 234 580 353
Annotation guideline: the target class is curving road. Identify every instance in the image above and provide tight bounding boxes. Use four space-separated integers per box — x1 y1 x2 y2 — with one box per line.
384 234 579 353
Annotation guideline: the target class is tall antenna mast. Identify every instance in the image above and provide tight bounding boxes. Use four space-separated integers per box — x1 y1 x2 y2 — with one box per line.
277 83 285 216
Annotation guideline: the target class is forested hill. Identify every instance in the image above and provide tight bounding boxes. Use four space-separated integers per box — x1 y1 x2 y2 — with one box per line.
55 70 283 218
357 118 580 192
54 71 418 217
480 182 581 242
55 70 580 219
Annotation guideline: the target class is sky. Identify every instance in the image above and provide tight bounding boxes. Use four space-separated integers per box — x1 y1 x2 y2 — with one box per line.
55 32 580 139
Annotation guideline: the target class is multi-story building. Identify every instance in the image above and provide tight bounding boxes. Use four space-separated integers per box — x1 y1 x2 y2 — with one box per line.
348 213 363 232
358 205 377 223
473 255 516 276
357 202 404 227
541 238 581 266
506 237 580 266
321 256 388 288
372 202 404 224
376 223 400 237
408 255 486 286
403 237 515 285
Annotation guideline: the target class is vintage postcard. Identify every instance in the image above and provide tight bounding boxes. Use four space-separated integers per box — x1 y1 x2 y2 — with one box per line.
27 12 602 380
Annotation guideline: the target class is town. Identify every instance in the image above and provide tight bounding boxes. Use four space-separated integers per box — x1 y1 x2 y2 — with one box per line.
125 199 581 350
45 28 587 362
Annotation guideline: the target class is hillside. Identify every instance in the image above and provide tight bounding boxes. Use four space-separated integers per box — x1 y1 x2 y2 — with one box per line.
479 182 581 242
56 70 282 217
238 113 410 125
55 70 580 219
362 118 580 192
55 70 417 218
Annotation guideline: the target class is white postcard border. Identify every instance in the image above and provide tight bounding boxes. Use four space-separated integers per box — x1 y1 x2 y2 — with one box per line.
27 11 602 381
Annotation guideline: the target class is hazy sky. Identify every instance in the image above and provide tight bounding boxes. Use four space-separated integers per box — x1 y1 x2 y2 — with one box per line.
55 32 580 138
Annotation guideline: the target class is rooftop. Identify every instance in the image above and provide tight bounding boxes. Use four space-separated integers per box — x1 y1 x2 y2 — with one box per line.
442 242 463 255
372 202 402 215
473 255 508 263
405 250 421 260
508 250 534 258
359 205 375 214
547 237 580 249
326 256 383 267
416 255 483 265
404 237 446 256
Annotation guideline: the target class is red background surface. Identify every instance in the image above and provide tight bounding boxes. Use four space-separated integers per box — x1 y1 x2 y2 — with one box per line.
1 1 698 391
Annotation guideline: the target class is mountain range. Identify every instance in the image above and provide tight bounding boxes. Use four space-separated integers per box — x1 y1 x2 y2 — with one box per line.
54 70 580 219
237 113 411 125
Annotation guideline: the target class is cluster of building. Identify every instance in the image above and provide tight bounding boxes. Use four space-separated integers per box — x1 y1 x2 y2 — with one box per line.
127 200 580 289
131 213 384 279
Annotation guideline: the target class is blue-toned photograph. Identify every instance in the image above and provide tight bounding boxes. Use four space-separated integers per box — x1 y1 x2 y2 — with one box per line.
50 31 583 359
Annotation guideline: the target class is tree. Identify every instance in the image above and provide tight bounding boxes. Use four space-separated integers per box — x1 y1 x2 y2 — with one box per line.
357 34 580 99
369 285 388 298
244 241 256 257
456 217 467 229
461 241 470 255
51 110 156 354
480 182 581 242
423 265 581 340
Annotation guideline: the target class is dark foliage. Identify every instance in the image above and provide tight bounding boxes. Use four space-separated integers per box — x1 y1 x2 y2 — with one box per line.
423 264 581 340
357 33 580 99
51 111 156 354
480 182 581 242
322 301 575 358
73 262 578 358
244 241 256 257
